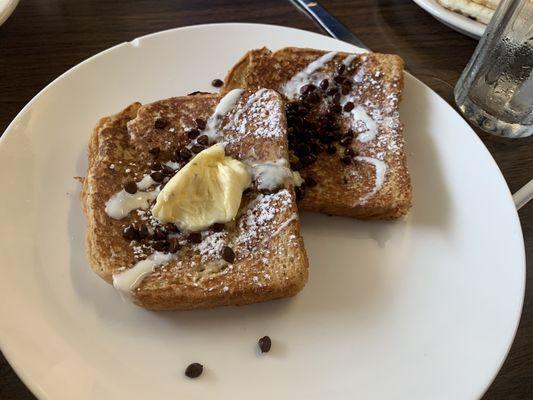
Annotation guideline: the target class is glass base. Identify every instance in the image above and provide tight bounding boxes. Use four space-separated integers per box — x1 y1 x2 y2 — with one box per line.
455 95 533 139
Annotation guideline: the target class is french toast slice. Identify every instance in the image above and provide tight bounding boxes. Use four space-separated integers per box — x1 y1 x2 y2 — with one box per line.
81 90 308 310
222 47 411 219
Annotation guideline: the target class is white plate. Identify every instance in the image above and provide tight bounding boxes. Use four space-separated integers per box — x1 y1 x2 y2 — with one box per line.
0 23 524 400
0 0 19 27
412 0 486 39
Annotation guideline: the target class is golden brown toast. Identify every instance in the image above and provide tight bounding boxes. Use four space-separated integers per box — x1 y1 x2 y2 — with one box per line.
222 47 411 219
81 90 308 310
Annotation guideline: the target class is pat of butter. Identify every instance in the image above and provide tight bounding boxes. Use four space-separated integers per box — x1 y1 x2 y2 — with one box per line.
152 143 251 231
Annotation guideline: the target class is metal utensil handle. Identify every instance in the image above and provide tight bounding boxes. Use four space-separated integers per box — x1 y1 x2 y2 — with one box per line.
290 0 370 50
513 178 533 210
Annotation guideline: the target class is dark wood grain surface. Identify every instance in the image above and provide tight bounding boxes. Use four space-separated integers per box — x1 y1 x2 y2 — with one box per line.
0 0 531 398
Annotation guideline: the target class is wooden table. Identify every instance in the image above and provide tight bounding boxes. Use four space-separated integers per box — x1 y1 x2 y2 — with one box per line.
0 0 531 398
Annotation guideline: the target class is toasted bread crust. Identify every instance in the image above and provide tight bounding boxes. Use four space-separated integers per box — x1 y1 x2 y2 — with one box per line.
222 47 412 219
82 92 308 310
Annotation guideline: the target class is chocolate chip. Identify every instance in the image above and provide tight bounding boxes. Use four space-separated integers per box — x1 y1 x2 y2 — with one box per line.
319 79 329 90
148 147 160 156
326 145 337 155
306 91 320 104
188 91 204 96
124 181 137 194
179 148 192 161
165 223 179 233
341 86 350 95
153 226 167 240
196 134 209 146
122 224 138 241
168 237 181 253
334 76 345 84
343 102 355 112
295 186 305 200
150 171 164 182
326 88 337 96
212 223 225 232
309 141 321 154
302 84 316 94
195 118 206 130
305 176 317 187
154 117 168 129
300 84 312 95
258 336 271 353
332 93 341 104
294 143 310 156
211 78 223 87
341 155 352 165
337 64 346 74
151 161 162 171
137 224 149 239
345 147 355 157
319 133 335 144
331 104 342 114
290 160 303 171
339 135 353 147
222 246 235 263
185 363 203 378
161 164 174 175
188 232 202 244
152 240 169 252
187 129 200 139
301 154 317 166
191 144 205 154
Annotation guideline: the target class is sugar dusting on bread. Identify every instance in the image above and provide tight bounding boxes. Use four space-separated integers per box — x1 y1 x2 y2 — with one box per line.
237 189 294 255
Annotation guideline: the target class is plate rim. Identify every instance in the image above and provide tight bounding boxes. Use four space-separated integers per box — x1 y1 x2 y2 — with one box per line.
0 22 525 400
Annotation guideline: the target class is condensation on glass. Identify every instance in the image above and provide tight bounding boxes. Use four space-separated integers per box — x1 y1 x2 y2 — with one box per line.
455 0 533 138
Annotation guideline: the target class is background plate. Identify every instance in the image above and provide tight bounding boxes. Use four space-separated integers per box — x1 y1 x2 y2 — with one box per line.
0 23 524 400
0 0 19 27
412 0 486 39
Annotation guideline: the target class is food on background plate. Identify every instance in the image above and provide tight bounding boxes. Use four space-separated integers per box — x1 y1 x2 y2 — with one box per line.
437 0 499 24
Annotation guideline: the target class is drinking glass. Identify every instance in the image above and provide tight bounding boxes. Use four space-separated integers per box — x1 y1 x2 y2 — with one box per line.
454 0 533 138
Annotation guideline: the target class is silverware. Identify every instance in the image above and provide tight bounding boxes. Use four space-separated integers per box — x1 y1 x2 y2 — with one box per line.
290 0 370 50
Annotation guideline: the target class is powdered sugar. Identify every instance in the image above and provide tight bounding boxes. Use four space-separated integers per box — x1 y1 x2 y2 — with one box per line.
223 90 284 147
237 189 293 253
197 231 227 262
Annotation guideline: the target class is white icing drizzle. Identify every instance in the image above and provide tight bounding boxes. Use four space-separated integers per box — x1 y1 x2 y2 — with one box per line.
355 157 387 204
136 174 156 190
352 65 366 83
251 159 292 190
163 160 180 170
281 51 337 99
342 54 356 66
204 89 244 142
105 172 163 219
105 187 160 219
351 105 379 142
112 252 174 300
266 213 299 242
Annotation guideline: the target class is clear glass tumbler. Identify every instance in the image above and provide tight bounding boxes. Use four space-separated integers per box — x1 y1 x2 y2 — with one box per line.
454 0 533 138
